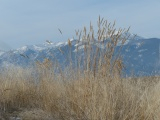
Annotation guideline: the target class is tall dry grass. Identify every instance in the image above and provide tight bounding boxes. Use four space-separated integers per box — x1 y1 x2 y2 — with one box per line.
0 17 160 120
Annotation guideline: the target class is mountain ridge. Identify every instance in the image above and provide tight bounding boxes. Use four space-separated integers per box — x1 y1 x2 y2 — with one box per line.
0 35 160 76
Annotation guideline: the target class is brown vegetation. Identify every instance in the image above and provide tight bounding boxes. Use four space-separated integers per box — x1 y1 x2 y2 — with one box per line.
0 17 160 120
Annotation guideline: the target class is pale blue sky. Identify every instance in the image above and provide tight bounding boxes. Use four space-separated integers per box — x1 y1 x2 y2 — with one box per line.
0 0 160 50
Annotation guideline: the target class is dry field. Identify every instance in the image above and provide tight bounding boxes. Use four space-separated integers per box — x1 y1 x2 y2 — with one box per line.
0 17 160 120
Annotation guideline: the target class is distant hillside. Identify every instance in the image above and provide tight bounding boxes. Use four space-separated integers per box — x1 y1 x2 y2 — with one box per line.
0 35 160 76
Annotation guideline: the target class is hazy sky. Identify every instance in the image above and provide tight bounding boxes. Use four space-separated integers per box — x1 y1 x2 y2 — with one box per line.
0 0 160 50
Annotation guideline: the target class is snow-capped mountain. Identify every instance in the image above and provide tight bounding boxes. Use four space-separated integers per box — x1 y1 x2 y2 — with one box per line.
120 38 160 76
0 34 159 76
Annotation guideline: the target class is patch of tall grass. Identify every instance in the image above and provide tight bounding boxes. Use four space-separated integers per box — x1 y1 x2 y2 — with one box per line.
0 16 160 120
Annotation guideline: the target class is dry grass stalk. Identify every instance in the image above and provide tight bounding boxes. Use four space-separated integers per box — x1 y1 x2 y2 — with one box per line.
0 16 160 120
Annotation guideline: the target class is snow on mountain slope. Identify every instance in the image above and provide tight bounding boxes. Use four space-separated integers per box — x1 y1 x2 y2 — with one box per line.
0 34 159 76
0 50 4 56
120 38 160 76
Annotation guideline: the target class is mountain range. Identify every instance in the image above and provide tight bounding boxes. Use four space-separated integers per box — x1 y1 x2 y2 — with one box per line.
0 34 159 77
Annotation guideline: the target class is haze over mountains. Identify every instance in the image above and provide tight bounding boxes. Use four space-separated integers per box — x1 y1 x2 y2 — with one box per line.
0 34 159 76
